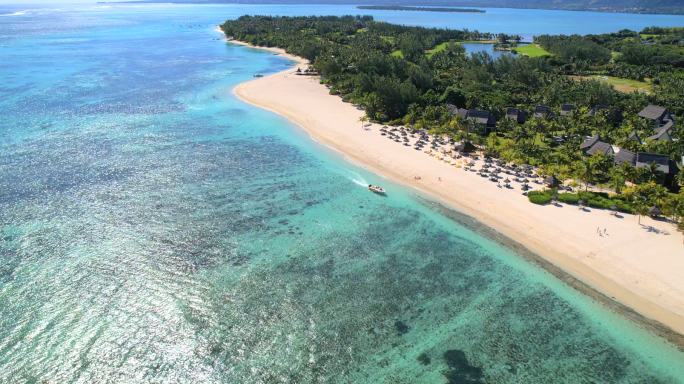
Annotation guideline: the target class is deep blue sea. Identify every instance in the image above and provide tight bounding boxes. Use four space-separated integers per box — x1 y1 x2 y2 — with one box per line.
2 4 684 383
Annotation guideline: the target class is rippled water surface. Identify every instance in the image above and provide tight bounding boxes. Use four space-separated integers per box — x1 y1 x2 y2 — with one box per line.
1 4 684 384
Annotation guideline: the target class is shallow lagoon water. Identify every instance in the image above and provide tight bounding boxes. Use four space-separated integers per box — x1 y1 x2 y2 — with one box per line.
1 4 684 383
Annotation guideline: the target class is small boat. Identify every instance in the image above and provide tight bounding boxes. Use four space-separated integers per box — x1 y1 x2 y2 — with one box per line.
368 185 386 194
253 74 264 77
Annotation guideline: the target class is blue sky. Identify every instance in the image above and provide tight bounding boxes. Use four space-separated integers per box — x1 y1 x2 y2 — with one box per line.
0 1 98 3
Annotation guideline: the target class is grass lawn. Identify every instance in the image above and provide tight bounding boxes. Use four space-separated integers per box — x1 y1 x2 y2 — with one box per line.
611 52 622 60
426 42 449 58
391 50 404 58
515 44 551 57
570 75 651 93
640 34 659 39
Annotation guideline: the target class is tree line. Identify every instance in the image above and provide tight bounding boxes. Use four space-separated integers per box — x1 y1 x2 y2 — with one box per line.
220 15 684 232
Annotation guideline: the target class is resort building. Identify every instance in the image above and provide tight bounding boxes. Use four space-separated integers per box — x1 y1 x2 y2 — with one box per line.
614 150 681 189
505 107 526 124
586 141 614 156
533 105 554 120
638 105 676 142
560 104 575 117
448 105 497 133
581 135 681 189
587 104 624 123
579 133 603 153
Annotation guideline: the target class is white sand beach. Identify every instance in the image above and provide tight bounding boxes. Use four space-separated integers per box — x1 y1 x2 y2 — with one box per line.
226 39 684 337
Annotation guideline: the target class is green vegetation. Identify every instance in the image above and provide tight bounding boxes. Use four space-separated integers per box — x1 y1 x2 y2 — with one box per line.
221 15 684 230
515 44 551 58
528 191 552 205
390 50 404 58
426 42 449 58
357 6 486 13
535 34 611 63
570 75 652 93
529 190 637 213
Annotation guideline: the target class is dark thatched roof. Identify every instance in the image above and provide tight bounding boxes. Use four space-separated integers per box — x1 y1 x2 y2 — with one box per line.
467 109 497 126
544 175 561 187
647 120 674 141
587 105 624 122
638 105 668 121
586 141 614 156
580 134 602 150
648 205 663 216
614 149 637 166
456 141 478 153
636 152 679 175
533 105 554 120
560 104 575 116
506 107 526 123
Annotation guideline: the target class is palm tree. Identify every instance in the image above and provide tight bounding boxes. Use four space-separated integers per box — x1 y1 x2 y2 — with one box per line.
358 115 368 130
574 161 593 191
676 170 684 188
644 161 665 183
633 201 649 225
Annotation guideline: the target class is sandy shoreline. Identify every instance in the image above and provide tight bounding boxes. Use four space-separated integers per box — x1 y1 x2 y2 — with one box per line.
218 31 684 343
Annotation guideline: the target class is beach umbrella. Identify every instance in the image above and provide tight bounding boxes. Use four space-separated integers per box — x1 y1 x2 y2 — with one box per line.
364 123 372 127
551 195 559 201
504 178 510 183
544 175 561 188
610 205 618 212
578 199 587 207
523 178 530 183
648 206 663 216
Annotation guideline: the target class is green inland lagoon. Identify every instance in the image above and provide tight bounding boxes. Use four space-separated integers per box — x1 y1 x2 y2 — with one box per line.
1 4 684 384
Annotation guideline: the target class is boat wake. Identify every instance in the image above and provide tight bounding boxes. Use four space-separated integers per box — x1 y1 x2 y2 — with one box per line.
346 171 368 188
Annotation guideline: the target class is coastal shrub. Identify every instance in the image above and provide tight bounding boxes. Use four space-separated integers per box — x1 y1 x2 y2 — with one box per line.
616 203 633 213
529 194 551 205
587 199 605 208
558 193 579 204
578 191 593 200
578 191 610 201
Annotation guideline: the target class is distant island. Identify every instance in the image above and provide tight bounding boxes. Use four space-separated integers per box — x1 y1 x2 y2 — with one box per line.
115 0 684 16
357 6 486 13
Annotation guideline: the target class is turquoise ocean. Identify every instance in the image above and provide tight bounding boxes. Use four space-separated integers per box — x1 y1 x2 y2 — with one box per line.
1 4 684 383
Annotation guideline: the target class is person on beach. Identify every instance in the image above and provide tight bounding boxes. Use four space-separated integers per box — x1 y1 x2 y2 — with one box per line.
439 177 442 181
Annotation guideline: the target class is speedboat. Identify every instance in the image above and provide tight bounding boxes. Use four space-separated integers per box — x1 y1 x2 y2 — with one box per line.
368 185 386 194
